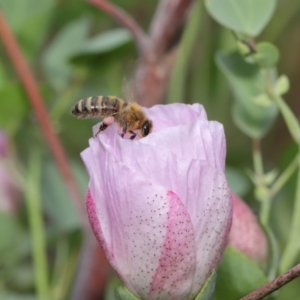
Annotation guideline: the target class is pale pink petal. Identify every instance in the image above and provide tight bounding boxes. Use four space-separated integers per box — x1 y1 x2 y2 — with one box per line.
144 103 207 132
81 103 233 299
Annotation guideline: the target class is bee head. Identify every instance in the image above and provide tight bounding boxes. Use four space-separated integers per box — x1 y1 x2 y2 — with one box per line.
140 120 152 137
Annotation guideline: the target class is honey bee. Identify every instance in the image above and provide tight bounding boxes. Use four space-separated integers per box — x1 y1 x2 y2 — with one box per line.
71 96 152 139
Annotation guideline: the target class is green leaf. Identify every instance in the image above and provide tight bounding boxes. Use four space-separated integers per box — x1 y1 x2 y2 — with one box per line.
104 276 122 300
226 167 251 197
195 271 216 300
274 75 290 96
73 29 132 56
42 17 90 92
0 0 55 60
0 83 30 134
214 246 269 300
0 62 9 89
216 51 278 138
0 214 29 273
8 262 34 290
41 161 81 233
0 294 36 300
252 93 273 107
0 213 24 254
115 286 139 300
205 0 277 37
273 95 300 144
254 42 280 68
263 169 279 186
236 41 252 56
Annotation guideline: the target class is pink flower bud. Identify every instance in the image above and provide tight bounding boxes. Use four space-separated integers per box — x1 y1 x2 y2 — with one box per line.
81 103 232 299
0 131 20 214
228 193 268 262
0 131 8 156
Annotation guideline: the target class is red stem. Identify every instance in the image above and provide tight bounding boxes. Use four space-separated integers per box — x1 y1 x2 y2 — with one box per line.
241 263 300 300
87 0 149 56
0 11 87 228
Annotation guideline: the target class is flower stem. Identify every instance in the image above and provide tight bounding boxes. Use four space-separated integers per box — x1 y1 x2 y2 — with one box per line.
253 139 264 175
24 151 49 299
269 153 299 198
263 70 300 271
280 147 300 273
52 240 80 300
167 0 203 103
252 139 271 226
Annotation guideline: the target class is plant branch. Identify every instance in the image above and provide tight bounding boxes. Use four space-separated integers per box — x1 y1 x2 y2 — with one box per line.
241 263 300 300
0 11 87 229
149 0 193 58
87 0 149 56
88 0 195 107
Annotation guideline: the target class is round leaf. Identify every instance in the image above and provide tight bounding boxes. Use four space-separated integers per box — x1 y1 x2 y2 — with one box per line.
205 0 277 37
226 167 251 197
274 75 290 96
255 42 280 68
0 83 30 134
216 51 278 138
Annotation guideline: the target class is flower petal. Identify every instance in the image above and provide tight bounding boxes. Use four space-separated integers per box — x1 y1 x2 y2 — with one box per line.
144 103 208 132
83 140 171 297
93 116 226 172
150 191 196 300
189 169 232 297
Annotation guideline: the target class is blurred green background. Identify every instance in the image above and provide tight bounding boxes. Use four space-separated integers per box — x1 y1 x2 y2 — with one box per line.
0 0 299 299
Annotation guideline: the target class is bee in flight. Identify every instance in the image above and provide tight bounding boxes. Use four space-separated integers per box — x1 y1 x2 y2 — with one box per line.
71 96 152 139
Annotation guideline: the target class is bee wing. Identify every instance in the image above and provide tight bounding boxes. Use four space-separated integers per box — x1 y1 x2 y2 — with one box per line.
122 77 137 104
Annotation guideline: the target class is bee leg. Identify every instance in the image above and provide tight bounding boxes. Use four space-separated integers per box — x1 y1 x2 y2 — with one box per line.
120 125 127 138
95 123 108 137
129 131 137 140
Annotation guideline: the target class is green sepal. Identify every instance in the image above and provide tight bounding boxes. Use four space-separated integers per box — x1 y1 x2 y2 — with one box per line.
115 286 139 300
195 270 216 300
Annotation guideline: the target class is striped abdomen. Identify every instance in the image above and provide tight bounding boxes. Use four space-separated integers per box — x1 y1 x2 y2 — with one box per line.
71 96 122 119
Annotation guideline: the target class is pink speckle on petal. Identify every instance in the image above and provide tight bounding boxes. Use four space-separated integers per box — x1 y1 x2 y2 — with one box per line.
150 191 196 299
86 189 113 263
